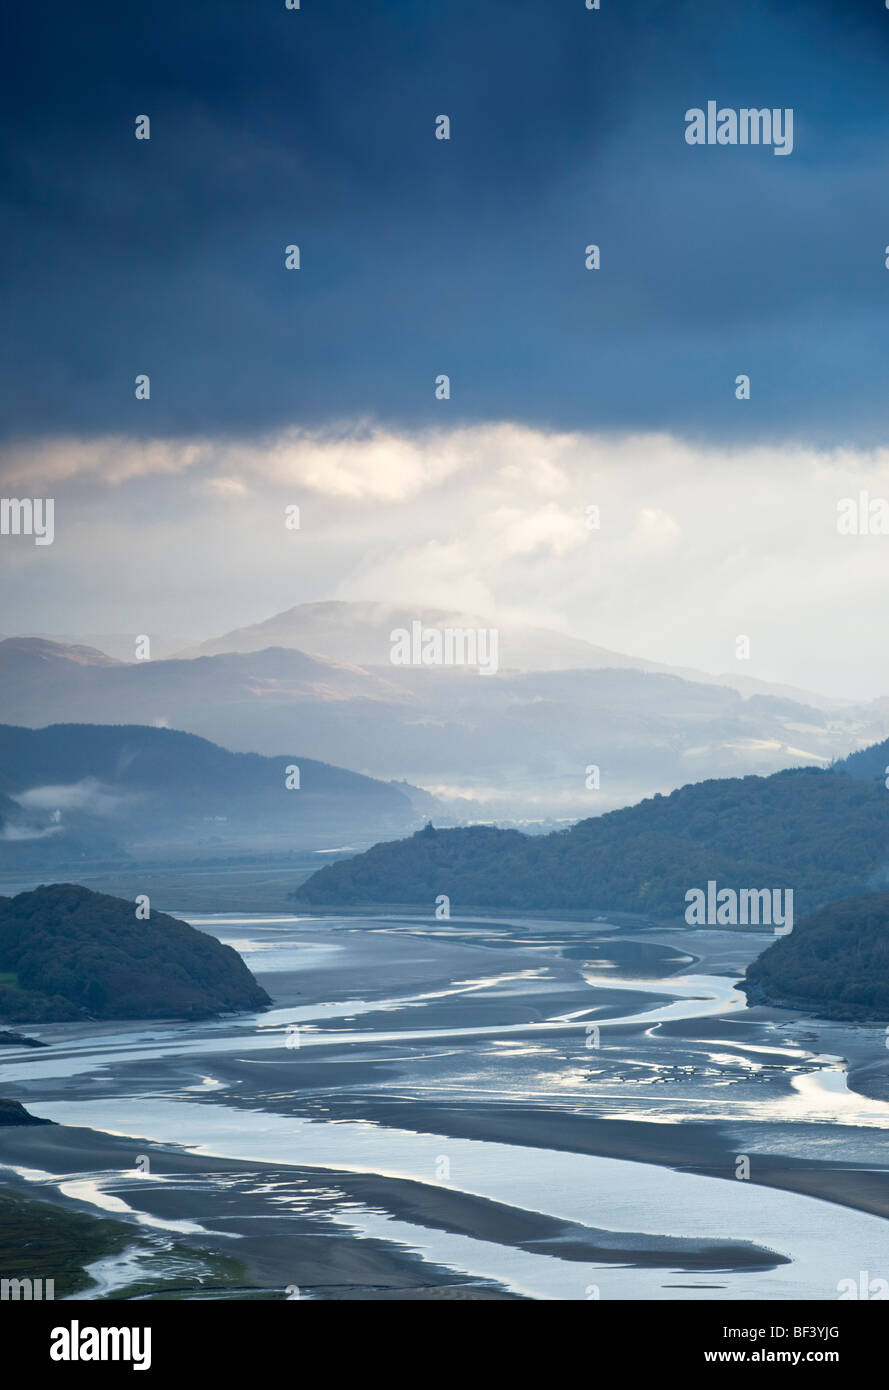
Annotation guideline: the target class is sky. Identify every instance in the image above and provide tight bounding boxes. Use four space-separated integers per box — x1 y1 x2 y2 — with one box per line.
3 0 889 697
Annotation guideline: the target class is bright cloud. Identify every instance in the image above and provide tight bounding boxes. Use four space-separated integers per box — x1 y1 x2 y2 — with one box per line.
5 423 889 698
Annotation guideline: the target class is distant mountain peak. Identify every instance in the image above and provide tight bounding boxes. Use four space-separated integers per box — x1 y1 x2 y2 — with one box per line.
0 637 121 667
173 599 846 712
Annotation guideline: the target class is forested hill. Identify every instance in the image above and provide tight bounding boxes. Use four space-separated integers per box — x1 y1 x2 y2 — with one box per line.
0 722 430 863
742 892 889 1020
833 734 889 784
292 764 889 918
0 884 270 1022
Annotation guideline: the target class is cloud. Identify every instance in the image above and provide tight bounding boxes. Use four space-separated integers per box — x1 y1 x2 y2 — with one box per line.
0 425 475 501
6 422 889 698
0 823 64 843
199 476 249 499
0 437 211 489
629 506 681 552
4 0 889 445
14 779 130 816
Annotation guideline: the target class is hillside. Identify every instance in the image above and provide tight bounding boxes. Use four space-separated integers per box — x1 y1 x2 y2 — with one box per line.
833 740 889 784
0 884 270 1021
0 721 430 862
176 601 844 708
292 761 889 919
741 892 889 1020
1 631 884 823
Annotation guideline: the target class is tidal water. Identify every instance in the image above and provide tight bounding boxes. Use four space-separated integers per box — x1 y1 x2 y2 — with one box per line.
2 913 888 1300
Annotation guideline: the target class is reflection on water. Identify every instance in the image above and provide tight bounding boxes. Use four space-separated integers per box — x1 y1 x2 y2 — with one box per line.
29 1095 889 1302
4 912 889 1300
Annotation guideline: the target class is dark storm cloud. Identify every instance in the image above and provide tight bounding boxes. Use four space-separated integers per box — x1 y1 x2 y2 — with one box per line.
3 0 889 445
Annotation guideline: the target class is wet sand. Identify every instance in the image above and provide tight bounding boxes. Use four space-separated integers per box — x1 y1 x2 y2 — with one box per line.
2 913 888 1298
0 1118 789 1292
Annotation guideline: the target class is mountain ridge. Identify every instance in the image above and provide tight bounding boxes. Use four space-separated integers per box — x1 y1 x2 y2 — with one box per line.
173 600 853 710
292 742 889 919
1 632 883 821
0 721 432 862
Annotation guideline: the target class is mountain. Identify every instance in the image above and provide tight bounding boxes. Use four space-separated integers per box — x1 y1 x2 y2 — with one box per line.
177 600 847 709
292 756 889 919
0 884 270 1022
0 636 410 723
0 640 416 786
23 634 198 662
0 722 432 864
0 638 121 711
178 599 683 670
742 892 889 1021
1 632 885 823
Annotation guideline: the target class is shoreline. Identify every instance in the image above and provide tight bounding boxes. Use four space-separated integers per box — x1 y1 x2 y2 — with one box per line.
0 1118 791 1300
2 912 888 1299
